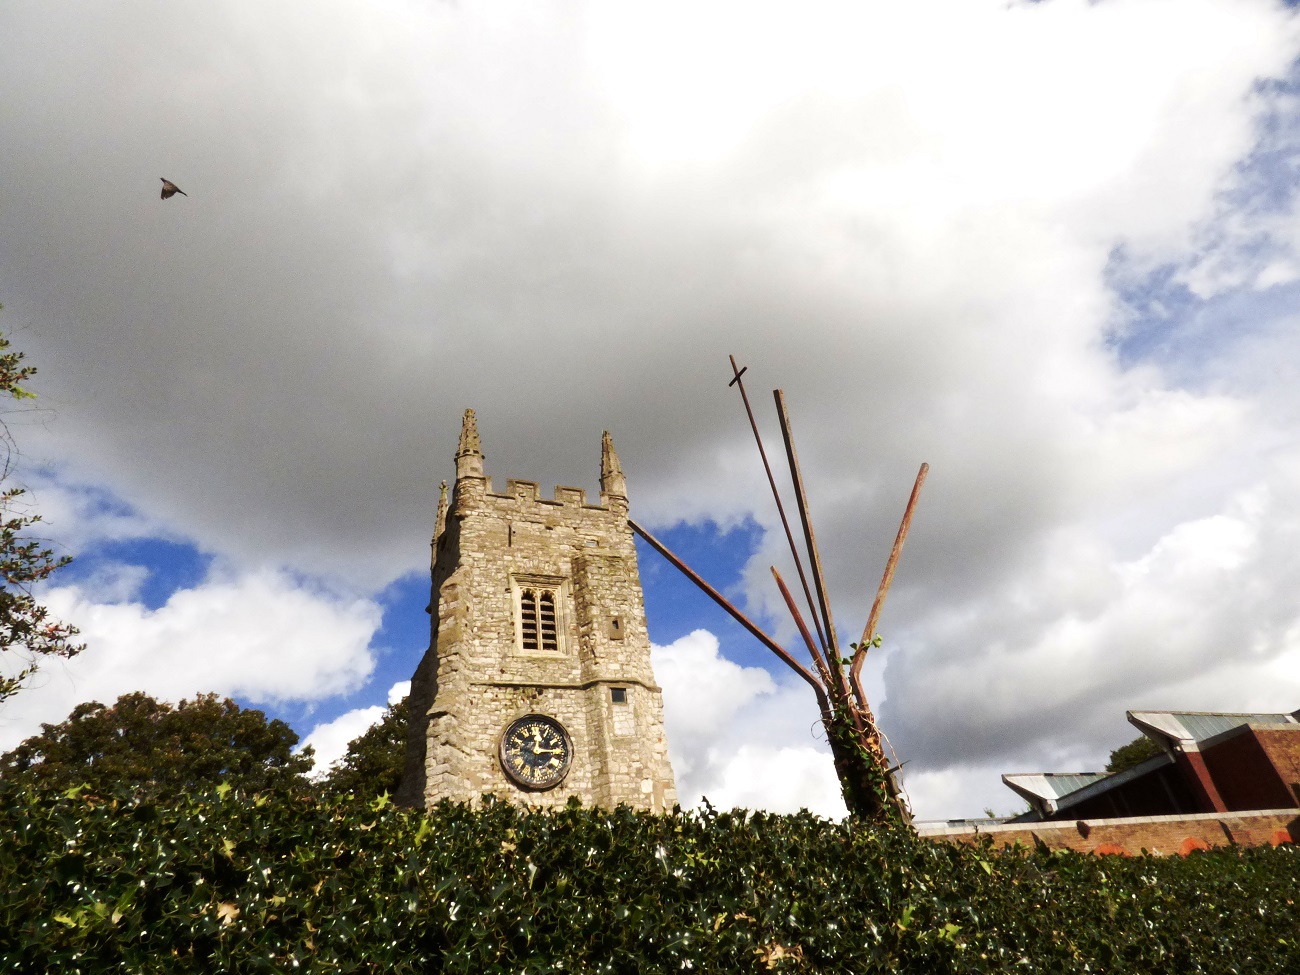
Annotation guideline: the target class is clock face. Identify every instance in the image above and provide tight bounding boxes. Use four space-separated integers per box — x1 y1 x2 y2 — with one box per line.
499 714 573 790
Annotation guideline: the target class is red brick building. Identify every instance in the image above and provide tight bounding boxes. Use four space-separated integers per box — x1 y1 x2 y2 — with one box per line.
918 709 1300 855
1002 709 1300 821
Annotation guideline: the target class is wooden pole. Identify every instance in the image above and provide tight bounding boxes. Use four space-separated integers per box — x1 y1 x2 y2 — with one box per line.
771 566 836 691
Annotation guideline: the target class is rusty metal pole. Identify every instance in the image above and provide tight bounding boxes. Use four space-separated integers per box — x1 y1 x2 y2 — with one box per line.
728 356 830 658
771 566 835 691
628 518 825 700
851 462 929 687
772 390 851 704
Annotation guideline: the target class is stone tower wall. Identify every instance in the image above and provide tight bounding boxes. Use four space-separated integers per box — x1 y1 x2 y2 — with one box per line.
399 420 677 813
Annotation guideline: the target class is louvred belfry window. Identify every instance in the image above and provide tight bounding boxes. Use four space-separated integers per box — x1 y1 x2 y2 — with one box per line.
520 589 540 650
516 582 564 653
538 590 557 651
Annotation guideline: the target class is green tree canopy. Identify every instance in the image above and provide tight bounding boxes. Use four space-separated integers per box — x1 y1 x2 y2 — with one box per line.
322 697 408 799
1105 734 1163 773
0 323 83 703
0 691 314 794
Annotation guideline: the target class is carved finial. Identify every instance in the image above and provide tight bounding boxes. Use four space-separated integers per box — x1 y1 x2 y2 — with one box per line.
434 480 449 541
455 409 484 480
457 409 482 458
600 430 627 501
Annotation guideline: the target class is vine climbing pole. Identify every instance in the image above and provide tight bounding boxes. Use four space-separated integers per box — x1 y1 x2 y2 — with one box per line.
628 356 927 827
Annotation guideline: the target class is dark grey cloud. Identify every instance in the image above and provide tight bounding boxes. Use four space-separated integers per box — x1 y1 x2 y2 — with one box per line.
4 1 1300 816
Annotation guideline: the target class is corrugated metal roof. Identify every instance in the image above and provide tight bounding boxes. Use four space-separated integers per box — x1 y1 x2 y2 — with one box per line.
1128 710 1298 744
1002 753 1177 816
1002 772 1109 802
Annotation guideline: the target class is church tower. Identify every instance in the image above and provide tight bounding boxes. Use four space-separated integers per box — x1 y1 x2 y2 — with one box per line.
399 410 678 812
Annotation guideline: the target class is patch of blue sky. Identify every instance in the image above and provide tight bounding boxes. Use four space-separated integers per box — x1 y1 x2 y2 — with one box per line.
58 536 212 610
637 517 777 671
1105 254 1200 371
1241 74 1300 213
1108 63 1300 380
1106 259 1300 386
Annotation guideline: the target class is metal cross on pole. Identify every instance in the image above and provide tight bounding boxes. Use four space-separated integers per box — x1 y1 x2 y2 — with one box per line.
632 355 929 825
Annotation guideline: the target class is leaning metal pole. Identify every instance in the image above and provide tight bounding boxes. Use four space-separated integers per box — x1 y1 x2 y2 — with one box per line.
728 356 830 659
772 390 848 696
632 517 902 821
628 519 825 701
851 462 929 699
632 363 923 826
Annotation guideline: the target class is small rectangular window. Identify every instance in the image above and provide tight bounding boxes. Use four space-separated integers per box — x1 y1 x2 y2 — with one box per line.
611 687 628 704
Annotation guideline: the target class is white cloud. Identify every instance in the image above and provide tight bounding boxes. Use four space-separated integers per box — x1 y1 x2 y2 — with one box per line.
1 0 1292 583
702 744 845 819
11 469 183 557
903 764 1028 824
300 705 387 781
299 680 410 778
387 680 410 706
654 629 847 818
0 568 381 753
2 0 1300 823
882 458 1300 817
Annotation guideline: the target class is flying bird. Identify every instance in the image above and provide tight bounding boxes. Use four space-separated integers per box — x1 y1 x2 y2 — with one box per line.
160 178 187 200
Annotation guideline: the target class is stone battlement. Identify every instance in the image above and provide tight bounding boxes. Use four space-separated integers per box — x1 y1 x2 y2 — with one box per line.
475 479 603 509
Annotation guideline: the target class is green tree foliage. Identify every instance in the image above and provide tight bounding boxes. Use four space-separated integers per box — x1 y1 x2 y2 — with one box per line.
322 696 409 799
0 323 83 704
0 691 313 794
1105 735 1163 773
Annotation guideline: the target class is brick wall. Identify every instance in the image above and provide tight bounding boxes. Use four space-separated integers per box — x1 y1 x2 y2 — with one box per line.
1255 726 1300 807
1201 727 1295 811
918 809 1299 855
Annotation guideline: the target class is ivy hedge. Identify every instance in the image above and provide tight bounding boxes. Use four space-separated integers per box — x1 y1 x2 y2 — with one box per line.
1 783 1296 973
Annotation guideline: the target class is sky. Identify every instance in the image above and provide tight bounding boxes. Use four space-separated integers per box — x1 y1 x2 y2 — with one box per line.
3 0 1300 821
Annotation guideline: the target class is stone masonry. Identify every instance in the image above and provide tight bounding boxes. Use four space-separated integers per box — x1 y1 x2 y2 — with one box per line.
397 410 678 813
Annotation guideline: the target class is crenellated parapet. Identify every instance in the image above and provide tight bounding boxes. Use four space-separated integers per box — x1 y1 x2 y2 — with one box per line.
448 409 634 518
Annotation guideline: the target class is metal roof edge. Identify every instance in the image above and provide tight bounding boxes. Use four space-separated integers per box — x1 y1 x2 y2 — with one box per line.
1127 710 1190 742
